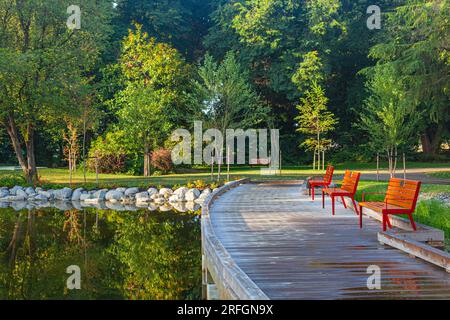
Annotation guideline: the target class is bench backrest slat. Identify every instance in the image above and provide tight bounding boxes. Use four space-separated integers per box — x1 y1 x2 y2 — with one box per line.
323 165 334 184
341 170 360 194
385 178 421 211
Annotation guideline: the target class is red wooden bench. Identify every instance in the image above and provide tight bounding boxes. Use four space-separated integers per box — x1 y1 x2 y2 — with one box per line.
322 170 361 216
358 178 421 231
308 165 334 200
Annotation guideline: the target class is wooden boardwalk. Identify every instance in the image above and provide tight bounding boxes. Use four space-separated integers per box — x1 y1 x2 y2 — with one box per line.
208 182 450 300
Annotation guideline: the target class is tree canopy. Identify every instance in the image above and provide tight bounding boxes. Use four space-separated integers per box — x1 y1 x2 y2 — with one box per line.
0 0 448 176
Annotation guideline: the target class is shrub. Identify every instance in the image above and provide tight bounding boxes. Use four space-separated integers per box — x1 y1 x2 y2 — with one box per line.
151 148 173 174
88 131 129 174
0 172 27 187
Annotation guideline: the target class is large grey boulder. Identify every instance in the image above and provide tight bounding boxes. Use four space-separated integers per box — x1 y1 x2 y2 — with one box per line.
34 194 49 202
185 188 200 201
38 190 54 201
136 192 150 202
54 188 73 201
154 197 166 204
93 189 108 201
159 188 173 198
150 193 162 200
105 190 124 201
16 189 28 198
195 188 211 203
172 202 188 213
11 201 27 211
147 188 158 197
186 201 200 212
168 194 183 203
79 193 92 201
71 188 84 201
9 186 23 196
124 187 140 197
25 187 36 195
0 189 10 198
174 187 189 196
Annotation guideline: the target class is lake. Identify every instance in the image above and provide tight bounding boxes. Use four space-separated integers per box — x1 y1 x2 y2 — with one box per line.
0 206 202 300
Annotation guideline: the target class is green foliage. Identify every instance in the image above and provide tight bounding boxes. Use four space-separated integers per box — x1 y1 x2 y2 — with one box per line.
292 51 325 92
295 82 338 152
0 0 113 181
0 172 27 188
359 65 422 153
111 210 202 300
0 208 202 300
113 0 215 60
112 24 190 175
366 0 450 155
192 52 270 130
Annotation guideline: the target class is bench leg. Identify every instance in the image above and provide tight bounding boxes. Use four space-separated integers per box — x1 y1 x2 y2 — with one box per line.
312 185 315 201
351 197 359 216
341 196 347 208
322 190 325 209
386 215 392 229
359 206 363 228
408 213 417 231
331 196 335 216
382 214 388 232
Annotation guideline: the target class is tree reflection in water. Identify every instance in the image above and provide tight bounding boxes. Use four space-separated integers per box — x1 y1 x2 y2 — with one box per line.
0 207 201 300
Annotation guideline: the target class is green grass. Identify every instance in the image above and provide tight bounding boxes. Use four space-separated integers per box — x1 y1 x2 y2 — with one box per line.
0 161 449 188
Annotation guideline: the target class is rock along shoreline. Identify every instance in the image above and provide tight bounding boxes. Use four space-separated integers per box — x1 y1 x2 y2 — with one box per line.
0 185 215 212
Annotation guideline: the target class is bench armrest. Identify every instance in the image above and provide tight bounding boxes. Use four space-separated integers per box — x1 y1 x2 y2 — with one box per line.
362 191 386 202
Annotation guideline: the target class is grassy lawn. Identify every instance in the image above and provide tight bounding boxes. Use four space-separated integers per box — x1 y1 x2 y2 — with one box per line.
0 161 449 188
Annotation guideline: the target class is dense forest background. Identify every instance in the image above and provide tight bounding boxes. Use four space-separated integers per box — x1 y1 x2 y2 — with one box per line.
0 0 448 181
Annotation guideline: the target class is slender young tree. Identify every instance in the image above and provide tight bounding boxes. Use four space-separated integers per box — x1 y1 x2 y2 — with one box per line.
192 52 269 178
295 82 338 170
360 66 421 177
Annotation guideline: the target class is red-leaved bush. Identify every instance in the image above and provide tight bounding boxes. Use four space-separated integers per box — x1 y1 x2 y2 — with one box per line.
151 148 174 174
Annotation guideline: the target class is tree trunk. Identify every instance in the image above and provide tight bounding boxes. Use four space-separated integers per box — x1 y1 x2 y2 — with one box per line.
393 145 397 178
25 124 38 184
421 123 444 156
5 115 37 183
312 150 316 170
5 114 27 172
143 144 151 177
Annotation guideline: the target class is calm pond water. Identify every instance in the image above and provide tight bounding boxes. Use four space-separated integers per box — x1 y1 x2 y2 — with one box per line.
0 207 201 300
